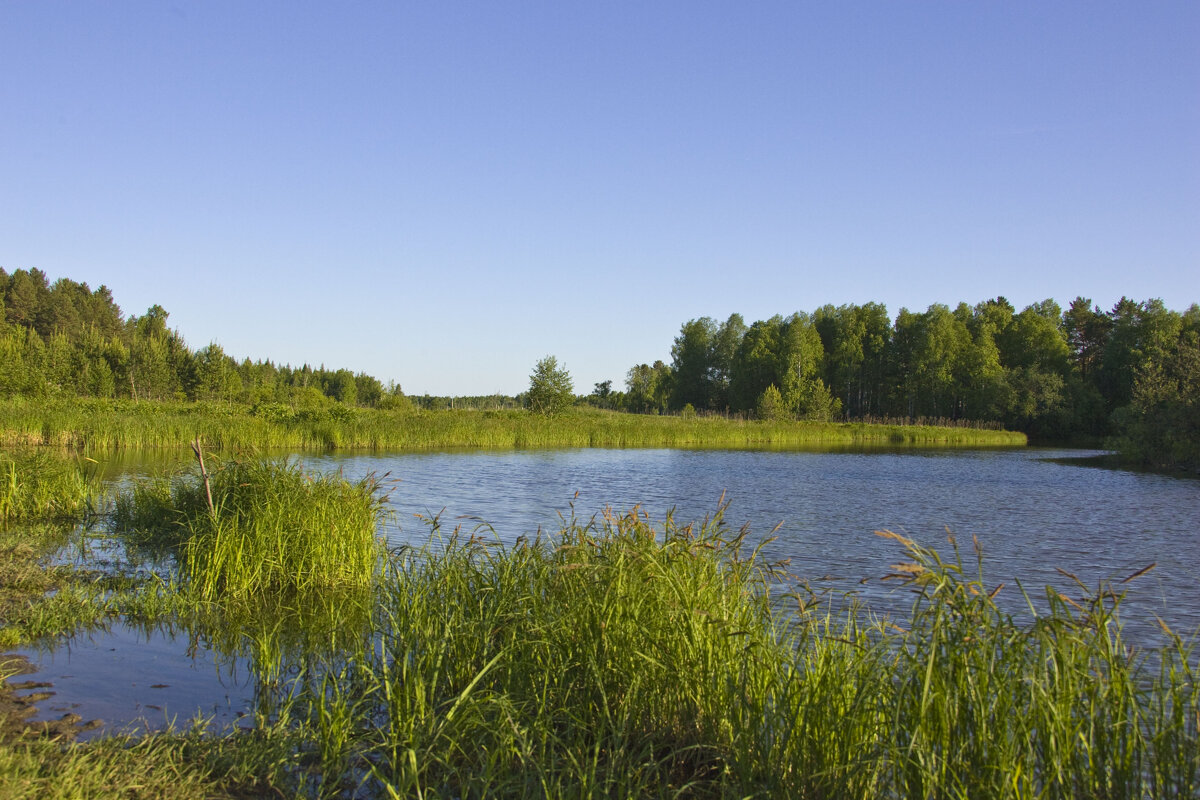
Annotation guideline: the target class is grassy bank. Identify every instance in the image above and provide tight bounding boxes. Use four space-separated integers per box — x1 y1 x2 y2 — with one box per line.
0 397 1027 453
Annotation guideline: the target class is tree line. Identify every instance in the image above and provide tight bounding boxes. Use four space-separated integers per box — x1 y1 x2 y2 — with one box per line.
0 268 407 412
3 267 1196 469
591 298 1198 469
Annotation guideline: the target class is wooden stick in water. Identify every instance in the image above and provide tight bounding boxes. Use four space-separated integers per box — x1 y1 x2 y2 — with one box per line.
190 437 215 517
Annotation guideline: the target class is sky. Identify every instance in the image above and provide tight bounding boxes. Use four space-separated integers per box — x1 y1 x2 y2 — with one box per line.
2 2 1198 396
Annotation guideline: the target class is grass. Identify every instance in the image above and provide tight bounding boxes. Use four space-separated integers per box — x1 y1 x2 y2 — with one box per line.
3 458 1195 798
0 716 306 799
259 506 1198 799
113 457 389 602
0 450 98 523
0 396 1027 453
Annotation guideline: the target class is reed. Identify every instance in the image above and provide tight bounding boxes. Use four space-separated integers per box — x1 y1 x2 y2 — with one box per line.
112 458 388 602
0 451 97 523
3 497 1196 797
276 510 1198 799
1 396 1027 453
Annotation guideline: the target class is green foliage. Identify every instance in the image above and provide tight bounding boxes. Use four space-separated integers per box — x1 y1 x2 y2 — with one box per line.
755 383 787 421
629 295 1198 459
1109 320 1200 470
5 267 1198 460
794 375 842 421
625 360 671 413
113 458 388 601
0 451 95 523
525 355 574 415
227 511 1196 797
0 268 403 410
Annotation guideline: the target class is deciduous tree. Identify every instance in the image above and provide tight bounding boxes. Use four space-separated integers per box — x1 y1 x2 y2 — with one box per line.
526 356 574 415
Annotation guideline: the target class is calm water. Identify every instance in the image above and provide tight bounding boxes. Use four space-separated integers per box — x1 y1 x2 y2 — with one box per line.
16 446 1200 735
309 447 1200 633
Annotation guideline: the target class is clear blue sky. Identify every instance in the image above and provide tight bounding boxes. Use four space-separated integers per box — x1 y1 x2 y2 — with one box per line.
3 2 1197 396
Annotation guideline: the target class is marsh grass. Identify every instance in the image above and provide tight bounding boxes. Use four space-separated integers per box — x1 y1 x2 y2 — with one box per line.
0 715 307 799
0 450 97 523
4 450 1196 797
113 458 389 602
1 396 1027 453
871 531 1199 799
266 510 1199 799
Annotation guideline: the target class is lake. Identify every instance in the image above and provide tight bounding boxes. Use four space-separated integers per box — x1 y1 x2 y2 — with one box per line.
15 445 1200 735
307 446 1200 632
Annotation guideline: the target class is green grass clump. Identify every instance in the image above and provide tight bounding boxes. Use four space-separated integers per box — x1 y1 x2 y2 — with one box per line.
304 504 788 798
113 458 388 602
0 451 96 523
0 716 306 799
869 531 1199 799
273 510 1198 799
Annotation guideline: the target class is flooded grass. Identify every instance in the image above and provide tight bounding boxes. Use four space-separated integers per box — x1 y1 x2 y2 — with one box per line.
113 457 389 602
0 451 99 523
1 458 1196 798
277 509 1198 798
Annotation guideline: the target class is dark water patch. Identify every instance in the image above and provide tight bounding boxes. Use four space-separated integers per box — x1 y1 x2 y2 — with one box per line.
13 622 255 740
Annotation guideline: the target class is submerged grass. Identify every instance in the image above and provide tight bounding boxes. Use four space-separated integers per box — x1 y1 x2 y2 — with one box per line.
113 457 388 602
0 396 1027 453
0 519 193 649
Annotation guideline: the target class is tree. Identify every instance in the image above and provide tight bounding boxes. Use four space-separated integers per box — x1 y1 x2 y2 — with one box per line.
670 317 718 410
526 356 574 415
710 313 747 410
625 361 671 414
756 384 787 421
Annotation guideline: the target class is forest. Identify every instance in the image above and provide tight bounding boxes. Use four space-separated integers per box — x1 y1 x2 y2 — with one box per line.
1 266 1197 469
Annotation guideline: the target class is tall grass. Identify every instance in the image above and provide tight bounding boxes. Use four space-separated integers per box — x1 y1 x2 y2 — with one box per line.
0 451 96 523
112 458 388 602
5 487 1196 796
272 509 1198 798
1 396 1027 453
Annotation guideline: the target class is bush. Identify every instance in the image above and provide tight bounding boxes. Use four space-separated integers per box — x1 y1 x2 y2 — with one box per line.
525 355 574 415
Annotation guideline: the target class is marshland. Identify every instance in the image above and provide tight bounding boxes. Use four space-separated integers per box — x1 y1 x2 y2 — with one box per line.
2 441 1198 799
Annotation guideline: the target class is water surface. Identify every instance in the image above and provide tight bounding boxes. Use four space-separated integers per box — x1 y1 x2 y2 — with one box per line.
18 446 1200 735
310 447 1200 633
